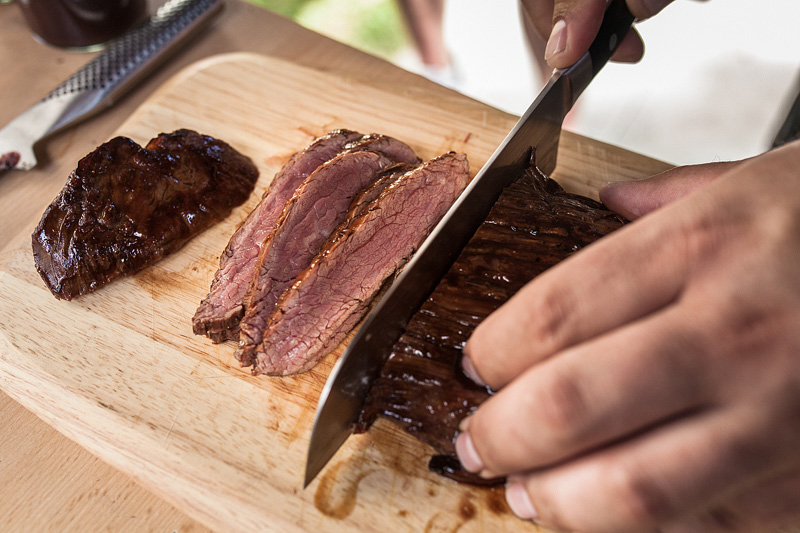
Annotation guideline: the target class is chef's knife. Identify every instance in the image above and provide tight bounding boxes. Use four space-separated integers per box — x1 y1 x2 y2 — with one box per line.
0 0 223 172
305 0 635 488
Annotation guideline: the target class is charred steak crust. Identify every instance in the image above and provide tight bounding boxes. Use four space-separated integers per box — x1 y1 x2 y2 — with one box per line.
192 129 363 342
32 129 259 300
234 150 402 366
249 152 471 376
356 165 627 485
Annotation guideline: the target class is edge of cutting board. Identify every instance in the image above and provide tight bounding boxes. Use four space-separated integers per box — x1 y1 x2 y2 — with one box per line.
0 52 673 533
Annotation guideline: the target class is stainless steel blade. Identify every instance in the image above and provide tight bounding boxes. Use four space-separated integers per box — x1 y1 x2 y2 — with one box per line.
304 0 634 488
0 0 222 172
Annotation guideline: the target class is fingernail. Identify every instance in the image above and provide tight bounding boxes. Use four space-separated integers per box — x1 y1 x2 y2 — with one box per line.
455 430 484 473
506 477 538 521
460 354 487 387
545 19 567 61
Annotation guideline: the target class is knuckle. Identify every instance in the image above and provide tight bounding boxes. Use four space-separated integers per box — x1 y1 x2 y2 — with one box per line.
533 367 589 439
526 283 576 352
678 208 734 265
606 462 675 528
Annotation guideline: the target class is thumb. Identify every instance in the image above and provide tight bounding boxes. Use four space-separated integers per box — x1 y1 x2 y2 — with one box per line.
599 160 742 219
546 0 644 68
545 0 607 68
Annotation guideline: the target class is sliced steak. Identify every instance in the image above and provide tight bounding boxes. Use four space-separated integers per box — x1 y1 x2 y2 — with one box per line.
346 133 421 165
192 130 420 343
32 129 258 300
236 152 409 366
250 152 471 376
192 129 363 342
356 164 627 485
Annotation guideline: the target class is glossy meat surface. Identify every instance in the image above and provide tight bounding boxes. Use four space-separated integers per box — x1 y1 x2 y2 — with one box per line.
32 129 258 300
357 165 627 484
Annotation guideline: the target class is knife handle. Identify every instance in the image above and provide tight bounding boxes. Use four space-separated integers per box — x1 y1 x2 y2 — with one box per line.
561 0 635 108
42 0 223 135
587 0 636 77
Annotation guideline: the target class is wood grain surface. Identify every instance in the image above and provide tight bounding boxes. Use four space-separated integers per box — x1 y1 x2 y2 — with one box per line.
0 52 672 532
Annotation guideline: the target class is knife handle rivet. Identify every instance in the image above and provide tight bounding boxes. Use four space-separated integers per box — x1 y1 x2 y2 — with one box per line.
608 34 618 51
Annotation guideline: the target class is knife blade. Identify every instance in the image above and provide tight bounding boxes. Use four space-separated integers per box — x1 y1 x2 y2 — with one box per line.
0 0 222 172
304 0 635 488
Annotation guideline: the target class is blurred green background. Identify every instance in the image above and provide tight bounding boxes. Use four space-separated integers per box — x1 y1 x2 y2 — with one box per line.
246 0 410 62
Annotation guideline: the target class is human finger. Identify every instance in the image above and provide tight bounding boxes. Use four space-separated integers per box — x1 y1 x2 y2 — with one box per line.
503 404 792 532
545 0 617 68
547 0 657 68
457 303 711 478
519 0 556 43
662 469 800 532
462 194 692 390
523 0 703 69
461 156 748 389
600 160 744 219
626 0 674 19
520 0 643 71
609 26 645 64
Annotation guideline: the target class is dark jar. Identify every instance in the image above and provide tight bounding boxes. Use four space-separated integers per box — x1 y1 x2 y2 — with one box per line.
18 0 148 49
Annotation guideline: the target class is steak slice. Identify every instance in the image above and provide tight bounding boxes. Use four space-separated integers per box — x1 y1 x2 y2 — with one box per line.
192 131 420 343
32 129 258 300
355 164 627 485
347 163 417 213
250 152 471 376
345 133 421 165
193 129 363 342
235 151 408 366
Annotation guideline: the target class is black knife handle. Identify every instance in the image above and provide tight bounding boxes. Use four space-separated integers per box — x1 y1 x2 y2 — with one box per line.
588 0 636 77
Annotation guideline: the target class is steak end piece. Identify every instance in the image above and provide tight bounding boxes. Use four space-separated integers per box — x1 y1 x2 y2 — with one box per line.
357 163 627 485
32 129 259 300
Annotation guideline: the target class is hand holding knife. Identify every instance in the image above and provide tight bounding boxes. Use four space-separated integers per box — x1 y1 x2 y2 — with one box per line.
304 0 635 488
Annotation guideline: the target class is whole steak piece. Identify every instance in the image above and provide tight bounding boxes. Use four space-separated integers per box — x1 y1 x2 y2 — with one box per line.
356 164 627 485
32 129 259 300
251 152 471 376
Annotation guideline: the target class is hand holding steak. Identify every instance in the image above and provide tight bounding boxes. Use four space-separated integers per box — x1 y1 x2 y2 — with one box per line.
32 129 258 300
357 162 626 485
457 144 800 531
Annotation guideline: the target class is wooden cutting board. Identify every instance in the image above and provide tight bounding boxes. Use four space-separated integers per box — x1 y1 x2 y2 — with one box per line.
0 53 671 532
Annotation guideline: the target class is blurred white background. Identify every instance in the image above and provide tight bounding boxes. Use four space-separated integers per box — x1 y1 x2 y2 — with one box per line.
414 0 800 165
257 0 800 166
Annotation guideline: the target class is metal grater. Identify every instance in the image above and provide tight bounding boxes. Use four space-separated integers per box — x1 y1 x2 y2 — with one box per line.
0 0 223 171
